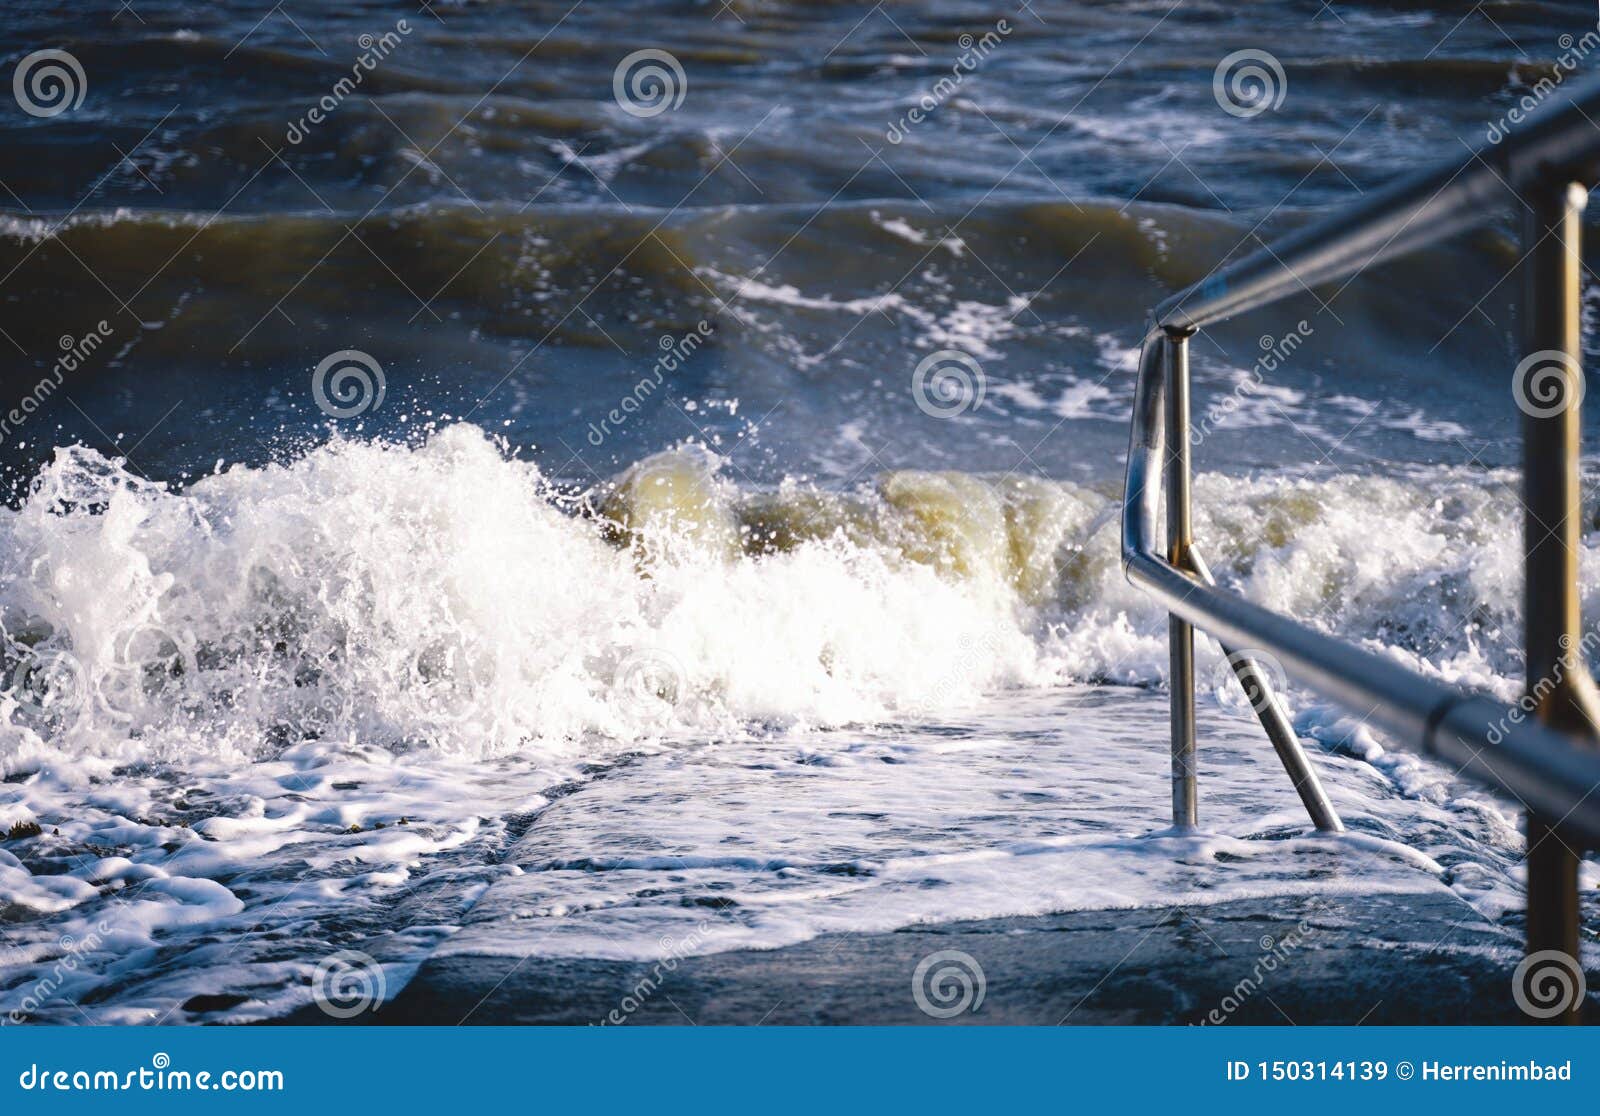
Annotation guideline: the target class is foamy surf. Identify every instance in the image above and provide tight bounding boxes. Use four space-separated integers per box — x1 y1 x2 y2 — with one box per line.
0 425 1057 767
0 423 1586 1021
1 422 1563 762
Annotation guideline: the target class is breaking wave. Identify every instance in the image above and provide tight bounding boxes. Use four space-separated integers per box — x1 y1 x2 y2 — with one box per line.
0 422 1571 769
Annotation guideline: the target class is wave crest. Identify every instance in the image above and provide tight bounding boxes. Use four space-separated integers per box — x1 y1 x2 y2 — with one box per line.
0 424 1568 765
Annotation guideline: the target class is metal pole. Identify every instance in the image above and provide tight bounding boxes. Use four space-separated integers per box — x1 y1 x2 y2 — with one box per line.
1185 546 1343 833
1521 180 1599 1023
1165 333 1197 829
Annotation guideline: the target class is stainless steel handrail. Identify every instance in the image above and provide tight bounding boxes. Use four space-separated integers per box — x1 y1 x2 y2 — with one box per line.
1126 334 1600 837
1120 75 1600 1011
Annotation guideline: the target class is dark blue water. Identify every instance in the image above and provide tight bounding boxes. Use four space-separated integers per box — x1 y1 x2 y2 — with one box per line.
0 0 1596 1026
0 0 1593 494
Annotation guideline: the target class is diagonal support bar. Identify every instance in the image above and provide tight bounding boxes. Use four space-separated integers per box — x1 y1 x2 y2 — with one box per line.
1184 547 1343 833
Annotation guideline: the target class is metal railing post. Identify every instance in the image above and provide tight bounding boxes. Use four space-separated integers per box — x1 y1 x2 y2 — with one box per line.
1121 78 1600 1020
1521 179 1599 1022
1165 332 1198 829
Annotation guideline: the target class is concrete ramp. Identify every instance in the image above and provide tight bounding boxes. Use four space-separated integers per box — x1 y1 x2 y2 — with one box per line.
375 890 1529 1025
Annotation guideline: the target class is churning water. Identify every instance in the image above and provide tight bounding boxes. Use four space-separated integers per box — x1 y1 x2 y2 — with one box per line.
0 0 1595 1021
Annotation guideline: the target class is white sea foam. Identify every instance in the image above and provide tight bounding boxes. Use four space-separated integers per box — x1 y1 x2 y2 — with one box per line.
0 423 1569 798
0 425 1583 1019
699 267 1031 361
0 427 1071 767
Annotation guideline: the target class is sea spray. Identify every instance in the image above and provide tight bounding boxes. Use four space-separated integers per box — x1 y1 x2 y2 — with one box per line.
0 424 1579 769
